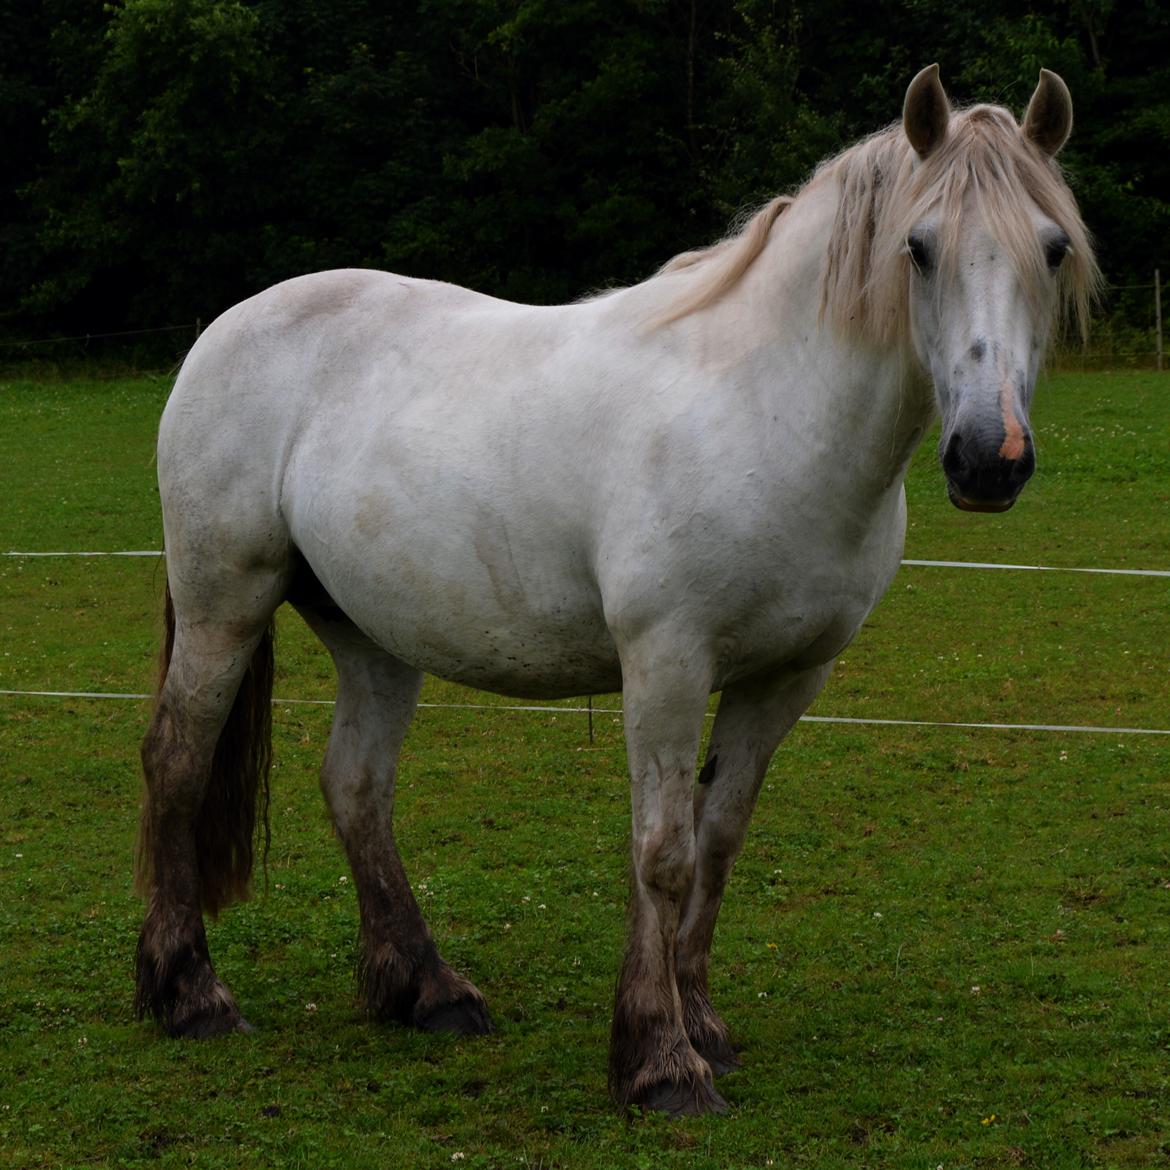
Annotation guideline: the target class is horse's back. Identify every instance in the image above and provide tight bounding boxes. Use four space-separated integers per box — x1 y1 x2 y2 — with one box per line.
171 268 510 400
160 267 570 510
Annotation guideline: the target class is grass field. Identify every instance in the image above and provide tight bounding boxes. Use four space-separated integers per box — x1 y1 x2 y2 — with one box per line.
1 371 1168 1169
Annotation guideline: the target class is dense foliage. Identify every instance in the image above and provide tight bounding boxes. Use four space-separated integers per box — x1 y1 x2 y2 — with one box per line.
2 0 1166 338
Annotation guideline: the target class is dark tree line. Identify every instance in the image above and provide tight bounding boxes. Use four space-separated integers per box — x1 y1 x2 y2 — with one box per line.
3 0 1166 340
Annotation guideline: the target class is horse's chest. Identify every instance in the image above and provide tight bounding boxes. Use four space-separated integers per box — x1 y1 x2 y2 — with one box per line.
714 588 878 686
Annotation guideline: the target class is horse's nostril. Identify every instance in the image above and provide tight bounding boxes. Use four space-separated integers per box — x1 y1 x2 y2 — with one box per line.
1010 437 1036 482
941 432 967 479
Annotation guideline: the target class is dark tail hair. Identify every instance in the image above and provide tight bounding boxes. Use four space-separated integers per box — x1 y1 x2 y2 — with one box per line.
135 584 275 916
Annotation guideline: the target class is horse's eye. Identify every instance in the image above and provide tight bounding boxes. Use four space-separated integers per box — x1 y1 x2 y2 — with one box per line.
1045 233 1071 271
907 234 932 274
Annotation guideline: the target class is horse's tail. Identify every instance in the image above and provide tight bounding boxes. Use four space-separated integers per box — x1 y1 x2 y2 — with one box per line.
135 583 275 916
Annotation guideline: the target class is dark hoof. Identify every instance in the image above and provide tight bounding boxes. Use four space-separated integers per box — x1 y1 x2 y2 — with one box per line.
414 995 494 1036
637 1078 729 1118
172 1005 252 1039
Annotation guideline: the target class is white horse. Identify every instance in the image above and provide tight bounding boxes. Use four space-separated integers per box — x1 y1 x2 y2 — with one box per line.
135 66 1098 1115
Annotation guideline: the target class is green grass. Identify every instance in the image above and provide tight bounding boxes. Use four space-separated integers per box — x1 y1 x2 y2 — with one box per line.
1 371 1169 1169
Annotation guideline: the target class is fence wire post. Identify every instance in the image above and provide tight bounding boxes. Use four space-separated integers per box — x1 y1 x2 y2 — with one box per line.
1155 269 1163 372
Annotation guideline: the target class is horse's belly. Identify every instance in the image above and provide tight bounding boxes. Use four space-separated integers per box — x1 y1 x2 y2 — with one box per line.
413 642 622 700
291 520 621 698
371 603 622 699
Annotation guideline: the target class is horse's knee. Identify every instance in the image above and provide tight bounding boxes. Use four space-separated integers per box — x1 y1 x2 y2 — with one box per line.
319 760 394 842
695 817 744 886
633 827 696 901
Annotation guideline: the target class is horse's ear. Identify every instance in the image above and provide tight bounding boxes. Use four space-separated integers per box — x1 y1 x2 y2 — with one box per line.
903 64 949 159
1022 68 1073 156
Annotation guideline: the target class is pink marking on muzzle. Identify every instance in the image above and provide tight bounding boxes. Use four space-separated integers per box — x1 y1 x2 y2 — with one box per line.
998 377 1027 461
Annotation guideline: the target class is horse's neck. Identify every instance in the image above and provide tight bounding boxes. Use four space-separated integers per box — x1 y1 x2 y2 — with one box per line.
639 191 934 499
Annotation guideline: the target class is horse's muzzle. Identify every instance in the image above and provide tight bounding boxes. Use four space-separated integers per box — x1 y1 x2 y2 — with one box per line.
941 429 1035 512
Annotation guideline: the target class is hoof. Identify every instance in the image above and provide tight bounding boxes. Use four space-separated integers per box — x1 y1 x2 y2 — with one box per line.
170 1001 252 1039
414 993 494 1036
636 1077 729 1118
178 1014 252 1039
136 950 249 1040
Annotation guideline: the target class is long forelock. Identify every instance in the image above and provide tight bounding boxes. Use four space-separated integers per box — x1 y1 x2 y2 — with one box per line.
823 104 1100 347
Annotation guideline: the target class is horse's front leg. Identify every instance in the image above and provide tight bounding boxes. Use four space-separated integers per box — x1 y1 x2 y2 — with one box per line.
609 647 722 1115
677 663 833 1074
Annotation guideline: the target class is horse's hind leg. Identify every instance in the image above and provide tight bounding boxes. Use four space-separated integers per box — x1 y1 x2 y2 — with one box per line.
296 603 492 1034
676 663 832 1074
136 583 281 1037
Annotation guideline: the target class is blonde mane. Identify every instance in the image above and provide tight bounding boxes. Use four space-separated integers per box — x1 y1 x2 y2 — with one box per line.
651 103 1100 343
648 195 793 324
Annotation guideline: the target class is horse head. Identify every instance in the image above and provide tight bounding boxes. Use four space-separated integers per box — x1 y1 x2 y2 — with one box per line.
901 65 1088 512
